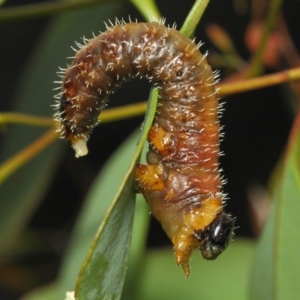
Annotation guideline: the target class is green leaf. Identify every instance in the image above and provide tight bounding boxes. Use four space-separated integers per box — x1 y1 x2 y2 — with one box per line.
0 0 122 255
74 88 158 300
75 173 136 300
121 178 151 299
23 239 254 300
138 239 254 300
249 115 300 300
23 128 146 300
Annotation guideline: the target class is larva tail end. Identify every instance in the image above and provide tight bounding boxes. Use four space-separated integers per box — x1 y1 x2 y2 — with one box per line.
70 136 88 158
173 234 199 277
174 248 193 277
181 261 191 278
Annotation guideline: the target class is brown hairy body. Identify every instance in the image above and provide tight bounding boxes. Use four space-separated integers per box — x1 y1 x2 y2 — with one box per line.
55 21 234 276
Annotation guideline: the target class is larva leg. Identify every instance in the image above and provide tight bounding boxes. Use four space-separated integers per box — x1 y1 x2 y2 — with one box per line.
148 125 173 156
135 164 165 192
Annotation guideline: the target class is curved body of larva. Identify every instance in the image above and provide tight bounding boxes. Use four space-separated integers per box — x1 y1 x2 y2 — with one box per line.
54 21 234 276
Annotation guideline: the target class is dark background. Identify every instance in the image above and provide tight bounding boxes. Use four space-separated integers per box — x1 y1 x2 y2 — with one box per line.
0 0 299 298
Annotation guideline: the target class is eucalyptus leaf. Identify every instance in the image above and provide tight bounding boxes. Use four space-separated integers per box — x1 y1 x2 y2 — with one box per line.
74 87 158 299
23 128 143 300
249 118 300 300
74 172 136 300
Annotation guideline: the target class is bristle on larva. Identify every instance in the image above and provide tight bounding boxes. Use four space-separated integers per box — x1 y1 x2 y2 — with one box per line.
54 20 235 277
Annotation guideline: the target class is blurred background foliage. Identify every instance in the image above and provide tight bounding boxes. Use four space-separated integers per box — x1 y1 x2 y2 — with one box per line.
0 0 300 299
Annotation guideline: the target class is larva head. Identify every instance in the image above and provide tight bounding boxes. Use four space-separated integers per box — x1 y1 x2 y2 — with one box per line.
194 212 235 260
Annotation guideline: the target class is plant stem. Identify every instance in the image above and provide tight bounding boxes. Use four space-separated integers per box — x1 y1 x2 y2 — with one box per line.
0 129 58 185
0 112 53 127
248 0 283 76
2 67 300 129
99 102 147 123
218 67 300 97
